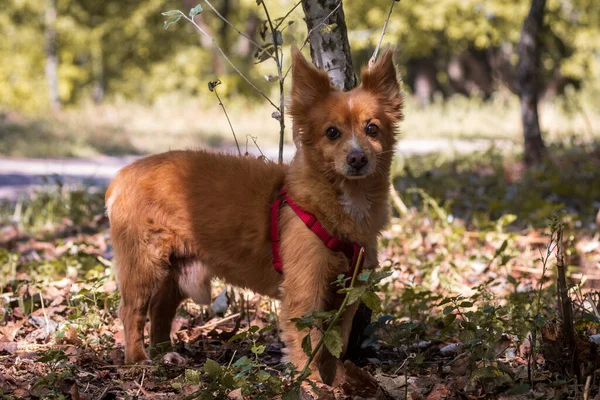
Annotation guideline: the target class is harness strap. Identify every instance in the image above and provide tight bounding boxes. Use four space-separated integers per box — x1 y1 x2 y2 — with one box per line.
270 188 364 278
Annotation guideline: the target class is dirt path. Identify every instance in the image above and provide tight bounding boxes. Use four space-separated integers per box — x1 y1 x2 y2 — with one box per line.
0 139 508 200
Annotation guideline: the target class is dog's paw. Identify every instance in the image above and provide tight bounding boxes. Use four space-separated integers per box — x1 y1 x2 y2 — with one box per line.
163 352 187 365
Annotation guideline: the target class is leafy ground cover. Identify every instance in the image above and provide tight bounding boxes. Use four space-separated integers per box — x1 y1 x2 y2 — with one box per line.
0 145 599 399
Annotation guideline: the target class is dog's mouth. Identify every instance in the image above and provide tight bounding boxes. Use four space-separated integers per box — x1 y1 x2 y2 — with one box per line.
342 166 371 179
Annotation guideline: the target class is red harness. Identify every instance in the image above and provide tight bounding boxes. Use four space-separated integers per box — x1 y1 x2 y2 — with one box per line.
270 188 364 278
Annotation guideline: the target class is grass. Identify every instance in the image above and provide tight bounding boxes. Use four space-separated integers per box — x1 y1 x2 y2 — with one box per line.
0 145 599 398
2 84 600 158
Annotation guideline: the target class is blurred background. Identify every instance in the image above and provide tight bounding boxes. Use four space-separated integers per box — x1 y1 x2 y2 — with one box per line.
1 3 600 396
1 0 599 162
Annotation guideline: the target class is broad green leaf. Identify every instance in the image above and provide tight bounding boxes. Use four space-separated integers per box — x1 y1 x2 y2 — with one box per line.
259 324 275 334
438 298 452 306
233 356 251 368
185 369 201 384
444 313 457 326
228 331 248 343
443 305 455 315
459 301 474 308
251 344 265 355
323 327 343 358
204 358 222 380
345 286 366 305
361 291 382 313
189 4 203 17
301 333 312 356
163 15 181 31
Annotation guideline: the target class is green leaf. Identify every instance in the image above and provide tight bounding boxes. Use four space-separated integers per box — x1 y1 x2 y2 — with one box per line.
162 10 180 16
259 324 275 334
251 344 265 355
189 4 203 17
248 325 260 333
361 291 382 313
444 313 457 326
320 23 338 34
204 359 222 380
185 369 201 384
323 327 343 358
438 298 452 306
358 270 372 282
163 15 181 31
459 301 474 308
345 286 366 305
301 333 312 356
443 305 455 315
233 356 251 368
228 331 248 343
282 386 300 400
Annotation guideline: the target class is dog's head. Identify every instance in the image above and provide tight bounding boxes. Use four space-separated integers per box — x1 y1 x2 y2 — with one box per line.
289 48 403 180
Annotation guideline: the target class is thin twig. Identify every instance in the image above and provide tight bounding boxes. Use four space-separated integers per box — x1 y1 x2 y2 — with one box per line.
181 11 280 110
213 86 241 156
199 312 241 331
275 1 302 30
586 293 600 319
283 2 342 81
390 184 408 215
260 1 286 164
135 369 146 397
246 135 265 158
583 375 591 400
38 290 52 337
203 0 268 56
370 0 399 66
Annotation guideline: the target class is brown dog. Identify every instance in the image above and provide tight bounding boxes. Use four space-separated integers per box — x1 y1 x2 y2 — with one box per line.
105 48 402 384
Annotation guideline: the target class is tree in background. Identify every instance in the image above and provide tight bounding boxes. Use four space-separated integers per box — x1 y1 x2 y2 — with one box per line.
45 0 60 112
300 0 356 91
517 0 547 166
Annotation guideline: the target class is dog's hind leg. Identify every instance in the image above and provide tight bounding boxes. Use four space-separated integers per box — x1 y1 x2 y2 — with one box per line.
148 273 185 357
115 251 156 364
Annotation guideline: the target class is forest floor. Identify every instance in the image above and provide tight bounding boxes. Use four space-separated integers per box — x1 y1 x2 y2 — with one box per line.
1 143 600 399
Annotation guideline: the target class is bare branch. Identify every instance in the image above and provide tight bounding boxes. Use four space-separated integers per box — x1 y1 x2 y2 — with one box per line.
180 11 280 111
260 1 286 164
370 0 399 66
203 0 270 57
275 1 302 30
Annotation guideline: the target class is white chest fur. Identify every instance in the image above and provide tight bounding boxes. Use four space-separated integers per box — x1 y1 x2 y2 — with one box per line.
340 189 372 222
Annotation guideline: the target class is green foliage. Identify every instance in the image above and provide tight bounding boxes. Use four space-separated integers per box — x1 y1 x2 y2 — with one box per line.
2 0 599 113
395 143 600 227
0 179 106 234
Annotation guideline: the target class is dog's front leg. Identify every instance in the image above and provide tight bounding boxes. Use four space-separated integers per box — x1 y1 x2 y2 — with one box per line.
279 269 335 384
278 214 341 384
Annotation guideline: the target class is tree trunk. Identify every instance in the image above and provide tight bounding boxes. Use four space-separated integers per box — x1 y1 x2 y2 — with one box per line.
517 0 546 166
300 0 356 91
300 0 368 364
45 0 60 112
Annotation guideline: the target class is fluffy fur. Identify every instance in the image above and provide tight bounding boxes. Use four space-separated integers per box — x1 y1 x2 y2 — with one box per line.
106 48 403 385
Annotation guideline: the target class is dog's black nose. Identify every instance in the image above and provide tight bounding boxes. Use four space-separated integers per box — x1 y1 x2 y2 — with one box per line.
346 151 368 170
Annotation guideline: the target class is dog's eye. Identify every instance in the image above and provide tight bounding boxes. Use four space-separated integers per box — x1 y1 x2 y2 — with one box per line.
326 127 341 140
366 123 379 137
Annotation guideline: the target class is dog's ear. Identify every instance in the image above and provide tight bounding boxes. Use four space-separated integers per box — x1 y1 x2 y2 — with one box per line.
361 49 403 122
290 47 332 116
